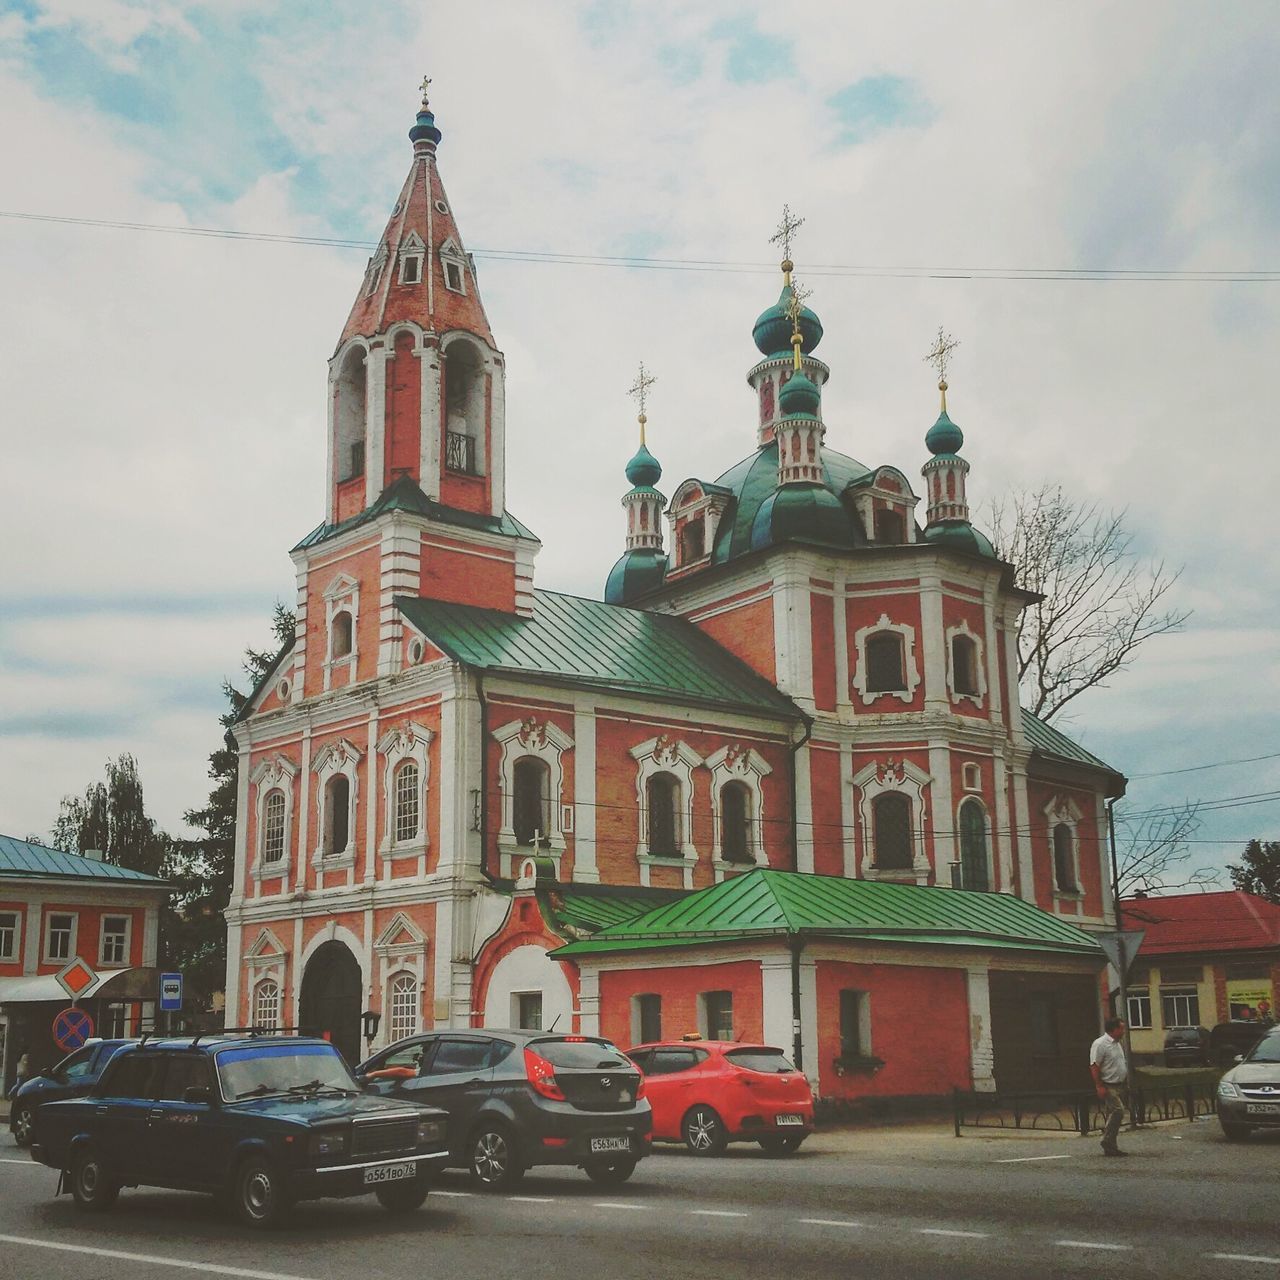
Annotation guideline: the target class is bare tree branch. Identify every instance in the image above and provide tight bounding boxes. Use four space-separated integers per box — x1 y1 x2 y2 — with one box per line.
1115 801 1216 897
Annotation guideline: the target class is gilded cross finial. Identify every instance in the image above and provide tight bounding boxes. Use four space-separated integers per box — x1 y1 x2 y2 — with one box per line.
770 204 805 281
419 75 433 108
925 326 960 411
786 282 812 370
628 361 657 444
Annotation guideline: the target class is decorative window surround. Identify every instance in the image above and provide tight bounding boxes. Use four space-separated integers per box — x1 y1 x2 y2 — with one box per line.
853 758 933 881
98 914 131 967
377 722 434 863
494 718 573 879
631 736 704 887
439 237 468 295
253 978 281 1029
962 762 982 792
706 744 773 881
957 797 992 893
1045 795 1085 902
0 908 19 962
311 738 363 872
244 927 288 1017
373 912 428 1051
397 231 425 285
945 619 987 706
323 573 360 692
250 755 298 886
852 614 921 705
364 247 388 297
44 911 77 964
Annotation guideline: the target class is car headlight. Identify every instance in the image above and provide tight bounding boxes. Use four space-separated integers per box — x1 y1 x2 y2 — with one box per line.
1218 1081 1240 1098
417 1118 446 1146
309 1130 346 1158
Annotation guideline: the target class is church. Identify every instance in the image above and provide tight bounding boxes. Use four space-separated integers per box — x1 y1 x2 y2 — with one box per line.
224 85 1123 1104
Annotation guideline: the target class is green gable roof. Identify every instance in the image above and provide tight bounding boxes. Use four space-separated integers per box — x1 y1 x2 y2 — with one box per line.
552 867 1103 958
0 834 168 886
1022 708 1120 780
396 590 802 718
538 883 687 938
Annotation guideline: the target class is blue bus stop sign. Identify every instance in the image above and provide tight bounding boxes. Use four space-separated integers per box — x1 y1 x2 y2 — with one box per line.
159 972 183 1012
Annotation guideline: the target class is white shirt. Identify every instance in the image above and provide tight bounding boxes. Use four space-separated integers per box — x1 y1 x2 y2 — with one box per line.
1090 1033 1127 1085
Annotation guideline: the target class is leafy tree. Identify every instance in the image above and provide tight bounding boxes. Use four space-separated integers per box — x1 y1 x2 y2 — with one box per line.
1228 839 1280 904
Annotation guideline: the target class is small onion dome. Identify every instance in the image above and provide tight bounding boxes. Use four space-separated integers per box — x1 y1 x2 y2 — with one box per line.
604 548 667 604
925 406 964 455
752 284 823 358
779 370 821 417
625 442 662 487
409 106 442 146
750 482 855 553
922 520 996 558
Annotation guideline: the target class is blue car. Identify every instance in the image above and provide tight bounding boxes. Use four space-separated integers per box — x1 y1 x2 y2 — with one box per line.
9 1039 134 1148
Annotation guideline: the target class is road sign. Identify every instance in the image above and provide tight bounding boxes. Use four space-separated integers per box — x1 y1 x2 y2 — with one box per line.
1095 929 1145 979
55 957 98 1000
52 1006 94 1053
159 971 183 1012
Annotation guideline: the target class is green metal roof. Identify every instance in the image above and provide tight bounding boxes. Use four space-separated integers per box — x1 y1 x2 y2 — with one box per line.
552 867 1103 958
0 834 168 886
292 475 539 552
1022 708 1120 778
396 590 801 717
538 884 687 937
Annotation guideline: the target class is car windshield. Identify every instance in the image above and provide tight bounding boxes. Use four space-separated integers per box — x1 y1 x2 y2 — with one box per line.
217 1043 358 1100
725 1048 797 1074
531 1038 630 1069
1245 1033 1280 1064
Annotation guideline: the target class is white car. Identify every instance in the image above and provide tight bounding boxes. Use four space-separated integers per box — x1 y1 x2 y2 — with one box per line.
1216 1026 1280 1140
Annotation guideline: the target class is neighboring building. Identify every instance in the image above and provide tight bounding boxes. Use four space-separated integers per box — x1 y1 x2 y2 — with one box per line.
224 87 1123 1096
0 835 169 1090
1121 890 1280 1057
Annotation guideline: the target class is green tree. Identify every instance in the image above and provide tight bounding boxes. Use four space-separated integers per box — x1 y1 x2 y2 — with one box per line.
1228 839 1280 904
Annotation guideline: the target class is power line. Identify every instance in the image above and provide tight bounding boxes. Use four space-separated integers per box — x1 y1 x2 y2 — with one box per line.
3 209 1279 283
1128 750 1280 780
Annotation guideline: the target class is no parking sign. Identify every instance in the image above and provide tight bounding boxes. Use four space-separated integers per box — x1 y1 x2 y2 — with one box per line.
52 1007 94 1053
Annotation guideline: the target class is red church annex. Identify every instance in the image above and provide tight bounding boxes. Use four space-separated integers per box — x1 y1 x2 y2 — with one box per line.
225 87 1122 1099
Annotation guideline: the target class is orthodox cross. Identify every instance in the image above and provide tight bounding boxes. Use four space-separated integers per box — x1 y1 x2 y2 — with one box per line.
628 361 657 441
925 326 960 387
419 75 433 106
770 204 805 266
786 282 812 368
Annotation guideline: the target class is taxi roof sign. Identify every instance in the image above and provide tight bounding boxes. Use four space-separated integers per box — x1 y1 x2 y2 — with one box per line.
55 956 98 1000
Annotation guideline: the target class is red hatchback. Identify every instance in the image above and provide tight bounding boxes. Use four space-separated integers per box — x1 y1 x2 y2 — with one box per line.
625 1040 814 1156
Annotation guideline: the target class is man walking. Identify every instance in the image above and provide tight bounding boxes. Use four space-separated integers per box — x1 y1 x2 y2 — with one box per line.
1090 1017 1129 1156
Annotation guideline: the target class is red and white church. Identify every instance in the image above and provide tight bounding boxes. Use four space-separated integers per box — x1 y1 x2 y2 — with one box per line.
225 87 1123 1103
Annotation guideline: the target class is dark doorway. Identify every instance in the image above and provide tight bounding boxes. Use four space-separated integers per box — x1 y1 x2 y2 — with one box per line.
299 941 362 1066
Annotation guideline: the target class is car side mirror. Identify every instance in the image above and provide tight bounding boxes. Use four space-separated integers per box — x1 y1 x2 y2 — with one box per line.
1234 1055 1245 1064
184 1086 214 1105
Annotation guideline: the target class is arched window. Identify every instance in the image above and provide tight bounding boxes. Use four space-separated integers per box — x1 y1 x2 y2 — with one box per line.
720 781 752 864
1053 823 1077 892
332 611 353 659
872 792 913 869
444 341 484 474
959 799 989 892
253 979 281 1029
262 791 286 864
334 347 367 481
647 773 680 856
388 972 419 1043
512 757 552 846
874 508 905 543
866 631 907 693
325 775 351 858
952 634 980 697
394 761 420 844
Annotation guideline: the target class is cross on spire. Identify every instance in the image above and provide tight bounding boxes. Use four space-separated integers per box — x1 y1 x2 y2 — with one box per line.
770 204 805 269
925 326 960 387
785 281 812 328
628 361 656 443
419 75 433 107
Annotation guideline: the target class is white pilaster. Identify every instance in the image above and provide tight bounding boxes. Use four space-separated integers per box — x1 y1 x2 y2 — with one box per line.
572 706 599 883
919 573 947 713
966 966 997 1090
794 743 814 873
420 344 442 501
773 571 815 710
760 957 793 1052
798 954 819 1090
929 740 955 882
364 343 389 508
365 710 379 884
1011 766 1036 902
489 359 506 518
224 923 242 1027
577 966 600 1036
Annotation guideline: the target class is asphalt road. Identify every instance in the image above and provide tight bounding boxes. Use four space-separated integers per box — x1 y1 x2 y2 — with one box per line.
1 1120 1276 1280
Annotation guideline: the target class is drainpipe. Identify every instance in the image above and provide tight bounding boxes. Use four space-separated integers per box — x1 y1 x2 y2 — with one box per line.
476 669 497 887
787 714 813 873
789 934 805 1072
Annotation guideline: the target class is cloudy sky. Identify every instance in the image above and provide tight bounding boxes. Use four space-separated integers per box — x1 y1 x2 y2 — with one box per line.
1 1 1276 884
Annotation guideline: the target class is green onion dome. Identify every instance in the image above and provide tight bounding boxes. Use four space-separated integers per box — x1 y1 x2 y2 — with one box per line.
604 548 667 604
625 442 662 487
922 520 996 558
409 105 442 146
753 284 823 358
750 482 856 552
779 370 821 417
925 407 964 455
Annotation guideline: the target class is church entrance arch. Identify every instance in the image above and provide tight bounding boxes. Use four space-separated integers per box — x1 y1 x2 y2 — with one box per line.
299 940 362 1067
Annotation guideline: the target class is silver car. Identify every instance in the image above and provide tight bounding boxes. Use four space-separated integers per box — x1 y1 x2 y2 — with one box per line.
1216 1025 1280 1140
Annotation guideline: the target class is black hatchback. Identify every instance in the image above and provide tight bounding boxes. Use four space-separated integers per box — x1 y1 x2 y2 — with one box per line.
356 1029 651 1189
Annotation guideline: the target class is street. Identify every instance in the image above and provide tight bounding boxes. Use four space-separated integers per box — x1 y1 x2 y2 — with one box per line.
1 1121 1276 1280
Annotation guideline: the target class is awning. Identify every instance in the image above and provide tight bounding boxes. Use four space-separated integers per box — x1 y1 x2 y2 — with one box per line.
0 967 159 1005
0 974 70 1004
91 967 158 1000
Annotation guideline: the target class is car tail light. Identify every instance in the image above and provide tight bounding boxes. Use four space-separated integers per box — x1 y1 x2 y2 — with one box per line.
635 1073 647 1100
524 1047 566 1101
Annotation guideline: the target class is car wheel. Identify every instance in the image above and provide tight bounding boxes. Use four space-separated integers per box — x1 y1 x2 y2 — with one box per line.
682 1106 727 1157
231 1156 293 1228
11 1106 33 1149
584 1158 637 1185
757 1133 805 1156
468 1124 524 1191
69 1147 119 1212
375 1179 431 1213
1221 1122 1252 1142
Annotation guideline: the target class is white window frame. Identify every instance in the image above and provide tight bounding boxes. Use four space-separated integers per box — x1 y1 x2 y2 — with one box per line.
1044 795 1084 901
397 231 425 286
631 993 662 1045
493 718 573 879
378 722 434 861
244 929 288 1024
44 911 77 964
1126 989 1152 1030
961 762 982 792
512 990 544 1031
956 796 991 893
98 914 131 967
1160 986 1201 1029
253 977 282 1029
0 909 20 962
630 736 704 888
706 744 773 880
311 737 363 872
838 988 873 1060
322 573 360 692
387 970 420 1042
439 237 468 295
945 619 987 706
364 246 388 297
853 758 932 881
851 614 921 705
373 913 428 1051
251 755 298 885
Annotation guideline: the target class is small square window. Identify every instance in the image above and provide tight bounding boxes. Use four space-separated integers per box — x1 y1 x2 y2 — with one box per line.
444 260 464 293
700 990 734 1041
46 912 75 962
100 915 129 966
516 992 543 1031
0 910 18 961
400 255 422 285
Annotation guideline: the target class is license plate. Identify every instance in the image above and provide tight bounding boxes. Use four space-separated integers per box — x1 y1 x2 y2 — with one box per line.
590 1136 631 1154
776 1114 804 1126
363 1162 416 1185
1246 1103 1280 1116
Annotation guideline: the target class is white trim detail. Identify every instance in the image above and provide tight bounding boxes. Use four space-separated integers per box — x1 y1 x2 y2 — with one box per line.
853 758 933 881
945 619 987 707
243 927 288 1024
630 736 704 887
493 718 574 879
43 910 78 965
373 912 428 1050
311 737 364 872
323 573 360 692
377 722 435 861
851 613 921 705
1045 794 1085 902
706 744 773 880
97 912 131 968
250 755 298 886
397 231 425 286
